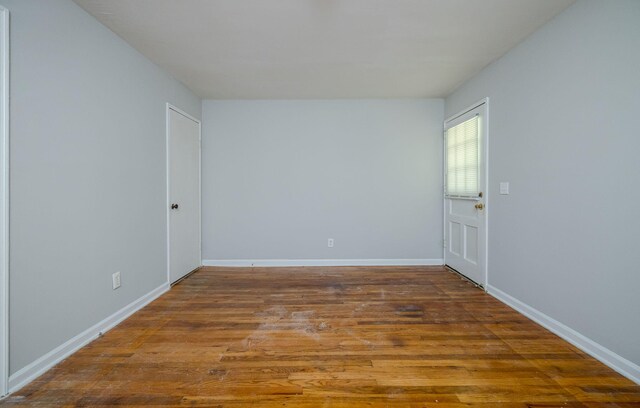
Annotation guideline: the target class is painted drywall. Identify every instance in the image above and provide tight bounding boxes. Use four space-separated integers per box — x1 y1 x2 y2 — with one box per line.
74 0 574 99
202 99 443 262
446 0 640 366
6 0 200 374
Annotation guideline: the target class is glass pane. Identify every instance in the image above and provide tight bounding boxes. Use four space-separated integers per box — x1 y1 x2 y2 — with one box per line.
445 116 479 197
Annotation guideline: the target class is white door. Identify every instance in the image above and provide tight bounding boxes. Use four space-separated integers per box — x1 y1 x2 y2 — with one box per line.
168 106 201 283
444 101 487 287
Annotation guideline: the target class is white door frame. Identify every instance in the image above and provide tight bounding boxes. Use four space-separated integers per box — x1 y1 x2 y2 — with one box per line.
443 98 490 289
165 103 202 284
0 5 9 397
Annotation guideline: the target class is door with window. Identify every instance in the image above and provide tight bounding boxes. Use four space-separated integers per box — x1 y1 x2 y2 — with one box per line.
444 101 487 287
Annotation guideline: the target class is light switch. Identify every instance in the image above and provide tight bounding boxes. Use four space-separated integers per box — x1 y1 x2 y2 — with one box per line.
499 182 510 195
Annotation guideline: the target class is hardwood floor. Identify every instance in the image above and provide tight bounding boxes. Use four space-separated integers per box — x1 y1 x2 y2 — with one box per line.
3 266 639 407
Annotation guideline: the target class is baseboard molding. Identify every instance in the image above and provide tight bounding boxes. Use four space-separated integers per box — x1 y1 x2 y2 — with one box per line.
8 282 170 394
202 259 444 267
487 284 640 385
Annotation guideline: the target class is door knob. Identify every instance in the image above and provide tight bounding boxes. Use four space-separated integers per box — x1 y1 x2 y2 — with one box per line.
474 203 484 210
171 203 179 210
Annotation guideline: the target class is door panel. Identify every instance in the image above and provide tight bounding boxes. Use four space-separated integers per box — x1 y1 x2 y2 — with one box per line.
465 225 478 264
168 107 200 283
444 102 487 287
451 199 476 218
450 222 461 256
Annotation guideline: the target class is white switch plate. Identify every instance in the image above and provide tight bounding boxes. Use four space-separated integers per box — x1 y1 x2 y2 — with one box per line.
328 238 334 248
500 182 510 195
112 271 121 290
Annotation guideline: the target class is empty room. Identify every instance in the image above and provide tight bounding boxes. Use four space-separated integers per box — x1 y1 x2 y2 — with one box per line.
0 0 638 406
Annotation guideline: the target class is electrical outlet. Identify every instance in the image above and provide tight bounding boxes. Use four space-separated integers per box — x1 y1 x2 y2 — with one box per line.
327 238 334 248
112 271 121 290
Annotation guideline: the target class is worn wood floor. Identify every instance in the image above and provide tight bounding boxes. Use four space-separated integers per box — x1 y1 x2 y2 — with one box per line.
3 266 639 407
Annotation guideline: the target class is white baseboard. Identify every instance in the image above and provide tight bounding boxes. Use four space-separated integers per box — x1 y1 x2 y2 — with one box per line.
8 282 170 394
202 259 444 267
487 284 640 385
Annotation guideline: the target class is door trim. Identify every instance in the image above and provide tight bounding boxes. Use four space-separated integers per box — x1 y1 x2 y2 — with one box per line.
443 98 489 290
0 5 9 397
165 103 202 285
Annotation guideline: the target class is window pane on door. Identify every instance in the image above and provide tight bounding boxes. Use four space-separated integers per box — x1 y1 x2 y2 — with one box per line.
446 115 479 198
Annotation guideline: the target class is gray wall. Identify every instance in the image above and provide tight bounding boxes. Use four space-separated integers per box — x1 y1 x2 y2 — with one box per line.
7 0 200 374
202 99 443 262
446 0 640 366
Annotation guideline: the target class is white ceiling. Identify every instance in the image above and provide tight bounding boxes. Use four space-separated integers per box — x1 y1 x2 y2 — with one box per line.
74 0 574 99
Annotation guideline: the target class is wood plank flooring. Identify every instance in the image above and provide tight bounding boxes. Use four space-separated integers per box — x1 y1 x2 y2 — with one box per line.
3 266 639 407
